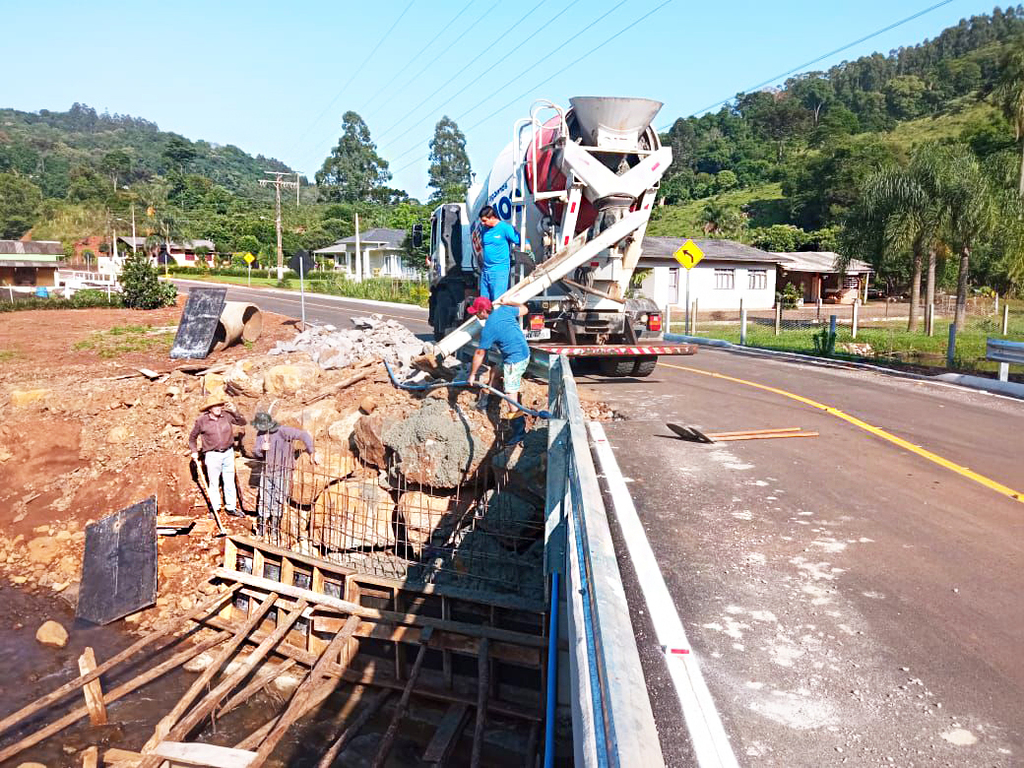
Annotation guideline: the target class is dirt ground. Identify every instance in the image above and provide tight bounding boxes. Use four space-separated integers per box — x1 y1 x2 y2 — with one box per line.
0 298 609 637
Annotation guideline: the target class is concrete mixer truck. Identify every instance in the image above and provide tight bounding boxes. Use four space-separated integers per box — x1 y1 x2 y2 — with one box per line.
421 96 696 377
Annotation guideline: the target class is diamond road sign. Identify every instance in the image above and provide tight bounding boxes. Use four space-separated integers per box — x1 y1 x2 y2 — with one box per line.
242 252 255 265
673 239 704 270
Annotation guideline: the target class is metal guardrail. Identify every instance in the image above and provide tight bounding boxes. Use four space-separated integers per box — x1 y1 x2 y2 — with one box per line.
545 354 665 767
986 338 1024 365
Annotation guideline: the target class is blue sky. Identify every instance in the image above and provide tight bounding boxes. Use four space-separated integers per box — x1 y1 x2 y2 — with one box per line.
2 0 994 200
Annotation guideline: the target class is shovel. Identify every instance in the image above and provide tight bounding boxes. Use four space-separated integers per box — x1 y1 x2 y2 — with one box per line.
191 456 227 536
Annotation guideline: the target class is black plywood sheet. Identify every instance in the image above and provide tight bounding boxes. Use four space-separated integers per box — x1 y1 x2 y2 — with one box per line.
76 497 158 625
170 287 227 359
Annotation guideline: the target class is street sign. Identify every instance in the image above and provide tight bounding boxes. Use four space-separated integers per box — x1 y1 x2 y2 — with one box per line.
288 250 315 275
673 239 704 270
242 252 255 265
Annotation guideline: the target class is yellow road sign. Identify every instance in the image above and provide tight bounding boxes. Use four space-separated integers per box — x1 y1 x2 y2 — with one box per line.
242 252 255 265
673 239 704 269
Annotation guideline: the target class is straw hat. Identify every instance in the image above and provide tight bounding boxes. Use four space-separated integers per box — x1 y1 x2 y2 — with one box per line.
200 394 227 412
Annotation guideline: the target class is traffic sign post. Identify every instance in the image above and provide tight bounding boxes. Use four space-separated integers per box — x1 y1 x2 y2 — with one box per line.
288 250 314 329
243 252 255 287
673 240 704 335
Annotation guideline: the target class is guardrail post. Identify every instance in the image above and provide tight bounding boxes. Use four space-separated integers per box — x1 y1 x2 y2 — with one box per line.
1003 304 1010 336
999 361 1010 382
739 299 747 346
947 323 957 368
852 300 859 340
829 314 837 340
775 302 782 336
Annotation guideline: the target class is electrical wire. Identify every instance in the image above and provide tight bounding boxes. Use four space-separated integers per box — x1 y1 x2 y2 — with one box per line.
287 0 416 157
667 0 956 126
389 0 674 176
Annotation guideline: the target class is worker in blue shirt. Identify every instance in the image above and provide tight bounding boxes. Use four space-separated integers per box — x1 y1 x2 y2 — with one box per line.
477 205 520 301
467 295 531 443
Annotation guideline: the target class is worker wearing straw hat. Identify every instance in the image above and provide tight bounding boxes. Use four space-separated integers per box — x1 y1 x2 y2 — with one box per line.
189 394 247 518
252 411 318 543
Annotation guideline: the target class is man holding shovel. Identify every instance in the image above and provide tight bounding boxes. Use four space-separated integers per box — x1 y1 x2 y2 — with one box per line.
252 411 318 544
189 395 247 519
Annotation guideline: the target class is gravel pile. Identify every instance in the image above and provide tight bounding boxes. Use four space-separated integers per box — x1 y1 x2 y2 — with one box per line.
268 315 424 371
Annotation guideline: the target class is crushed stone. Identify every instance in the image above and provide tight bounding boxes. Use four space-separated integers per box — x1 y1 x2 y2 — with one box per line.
267 315 424 371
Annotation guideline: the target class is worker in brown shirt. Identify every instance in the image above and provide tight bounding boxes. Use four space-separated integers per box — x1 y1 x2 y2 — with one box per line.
189 395 247 517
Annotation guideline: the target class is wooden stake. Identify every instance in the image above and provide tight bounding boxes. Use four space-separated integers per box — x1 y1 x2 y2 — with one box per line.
0 586 238 739
139 593 279 761
470 638 490 768
422 703 469 766
372 630 432 768
711 432 818 442
247 615 361 767
705 427 802 438
78 647 108 726
0 632 230 763
317 690 393 768
81 745 99 768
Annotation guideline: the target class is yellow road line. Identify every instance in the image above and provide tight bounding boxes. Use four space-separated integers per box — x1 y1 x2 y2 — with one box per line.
660 361 1024 504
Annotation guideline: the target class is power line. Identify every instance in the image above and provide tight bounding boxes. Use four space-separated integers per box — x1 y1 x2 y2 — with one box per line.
287 0 415 156
375 0 583 153
360 0 479 117
382 0 628 166
677 0 956 124
297 0 500 173
375 0 549 145
390 0 672 176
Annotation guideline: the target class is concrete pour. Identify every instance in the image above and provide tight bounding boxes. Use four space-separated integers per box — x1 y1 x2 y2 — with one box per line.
383 399 485 488
267 315 424 371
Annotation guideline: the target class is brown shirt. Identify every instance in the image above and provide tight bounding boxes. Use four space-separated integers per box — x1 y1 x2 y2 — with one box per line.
189 410 246 453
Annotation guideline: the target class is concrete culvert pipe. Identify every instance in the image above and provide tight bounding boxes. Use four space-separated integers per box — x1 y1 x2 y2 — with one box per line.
213 301 263 350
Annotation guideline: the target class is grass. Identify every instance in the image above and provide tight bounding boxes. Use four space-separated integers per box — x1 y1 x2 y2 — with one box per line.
172 273 430 307
73 324 175 358
0 350 19 362
881 100 1000 153
648 183 788 238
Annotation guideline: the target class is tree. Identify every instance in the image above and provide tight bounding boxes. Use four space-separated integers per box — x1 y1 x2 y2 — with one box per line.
163 136 197 174
883 75 928 120
993 36 1024 195
0 173 42 238
788 74 834 125
750 224 806 252
316 111 392 204
427 116 472 204
120 251 177 309
100 149 131 190
699 198 745 238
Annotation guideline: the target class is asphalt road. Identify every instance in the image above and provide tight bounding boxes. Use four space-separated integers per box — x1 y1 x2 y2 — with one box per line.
179 280 1023 766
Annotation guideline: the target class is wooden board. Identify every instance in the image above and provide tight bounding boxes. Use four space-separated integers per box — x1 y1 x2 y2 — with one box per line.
170 287 227 360
76 497 158 625
152 742 256 768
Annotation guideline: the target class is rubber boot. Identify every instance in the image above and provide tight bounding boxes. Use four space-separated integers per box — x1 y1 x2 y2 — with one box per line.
507 415 527 446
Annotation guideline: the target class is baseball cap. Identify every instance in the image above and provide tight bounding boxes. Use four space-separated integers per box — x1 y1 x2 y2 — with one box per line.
467 297 493 315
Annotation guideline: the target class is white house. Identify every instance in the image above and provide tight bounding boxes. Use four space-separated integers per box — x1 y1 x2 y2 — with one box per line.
313 228 416 282
116 237 216 267
638 236 779 310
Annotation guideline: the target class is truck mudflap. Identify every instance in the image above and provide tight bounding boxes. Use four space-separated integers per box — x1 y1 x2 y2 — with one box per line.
529 343 697 357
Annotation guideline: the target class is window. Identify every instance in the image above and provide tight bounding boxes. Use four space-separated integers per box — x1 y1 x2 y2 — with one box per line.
748 269 767 290
714 268 735 290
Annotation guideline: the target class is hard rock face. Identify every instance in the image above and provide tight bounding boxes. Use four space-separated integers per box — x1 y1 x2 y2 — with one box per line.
313 478 395 551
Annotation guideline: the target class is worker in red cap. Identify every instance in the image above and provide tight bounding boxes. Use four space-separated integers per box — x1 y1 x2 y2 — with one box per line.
466 296 530 442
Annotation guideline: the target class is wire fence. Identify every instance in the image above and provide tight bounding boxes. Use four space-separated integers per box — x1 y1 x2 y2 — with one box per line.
667 295 1024 376
229 428 546 608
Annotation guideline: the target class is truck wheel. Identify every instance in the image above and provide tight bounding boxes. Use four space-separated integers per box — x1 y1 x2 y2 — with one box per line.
599 358 636 377
632 356 658 377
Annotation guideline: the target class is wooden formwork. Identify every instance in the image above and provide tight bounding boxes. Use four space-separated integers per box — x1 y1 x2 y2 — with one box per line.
0 535 548 768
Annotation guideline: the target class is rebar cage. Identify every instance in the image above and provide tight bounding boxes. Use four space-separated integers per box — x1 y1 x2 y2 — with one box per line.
233 426 547 609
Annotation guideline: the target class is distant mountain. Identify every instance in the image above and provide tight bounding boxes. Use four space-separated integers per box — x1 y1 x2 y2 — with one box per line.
0 103 294 198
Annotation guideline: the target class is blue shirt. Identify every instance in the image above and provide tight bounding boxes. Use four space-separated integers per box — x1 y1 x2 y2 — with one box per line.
481 221 520 270
479 305 530 365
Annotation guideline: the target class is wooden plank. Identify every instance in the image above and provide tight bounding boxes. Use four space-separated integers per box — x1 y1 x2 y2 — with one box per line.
203 615 542 722
371 631 432 768
712 431 818 442
140 594 278 761
78 647 108 725
217 659 297 718
81 745 99 768
441 597 453 690
0 632 230 764
215 568 546 648
152 741 256 768
247 615 362 767
316 690 393 768
705 427 802 438
422 703 469 765
164 600 309 743
0 586 237 740
470 638 490 768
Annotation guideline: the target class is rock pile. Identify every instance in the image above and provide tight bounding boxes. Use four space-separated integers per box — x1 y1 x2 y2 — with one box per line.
267 315 424 372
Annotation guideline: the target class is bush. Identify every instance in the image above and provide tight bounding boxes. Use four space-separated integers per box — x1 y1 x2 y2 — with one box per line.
0 290 123 313
121 252 177 309
776 282 801 309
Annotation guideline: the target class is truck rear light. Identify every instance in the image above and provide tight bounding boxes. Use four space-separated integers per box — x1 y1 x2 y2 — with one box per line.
528 314 544 331
647 313 662 332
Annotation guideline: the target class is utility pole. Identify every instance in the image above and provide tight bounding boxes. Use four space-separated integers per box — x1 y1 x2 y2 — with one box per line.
296 172 301 205
258 171 299 279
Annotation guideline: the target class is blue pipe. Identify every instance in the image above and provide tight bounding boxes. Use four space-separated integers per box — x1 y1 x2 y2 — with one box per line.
544 571 560 768
382 358 551 419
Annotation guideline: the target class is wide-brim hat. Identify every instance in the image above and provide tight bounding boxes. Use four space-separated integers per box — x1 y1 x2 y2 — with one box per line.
200 394 227 412
252 411 279 433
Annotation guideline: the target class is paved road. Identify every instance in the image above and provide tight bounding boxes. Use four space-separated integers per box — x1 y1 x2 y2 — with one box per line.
182 280 1023 766
578 351 1024 767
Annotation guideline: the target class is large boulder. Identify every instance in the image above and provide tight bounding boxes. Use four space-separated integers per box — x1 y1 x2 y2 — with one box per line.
299 401 340 438
327 410 363 447
384 399 489 488
264 364 320 395
36 620 68 648
353 414 391 469
289 451 359 506
396 491 465 554
312 478 395 550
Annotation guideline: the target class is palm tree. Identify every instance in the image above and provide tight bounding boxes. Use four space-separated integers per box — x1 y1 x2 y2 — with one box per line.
994 36 1024 196
699 198 745 238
